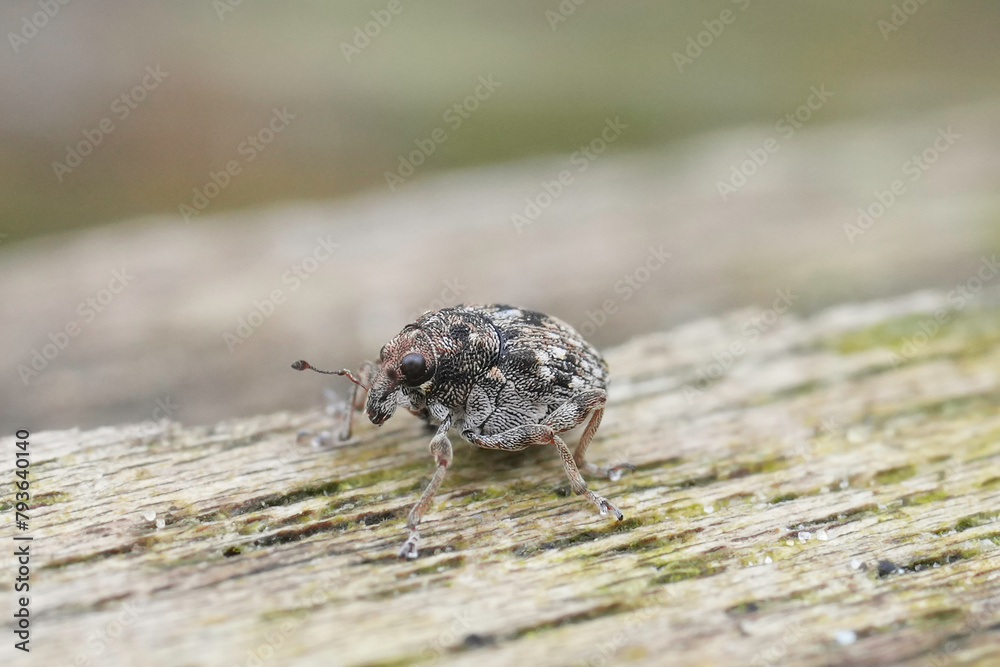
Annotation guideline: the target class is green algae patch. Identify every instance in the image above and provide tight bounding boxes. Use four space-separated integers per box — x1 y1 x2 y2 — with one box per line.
213 463 434 520
275 510 317 526
669 457 787 491
453 486 512 504
903 489 948 506
650 550 728 584
42 537 159 570
252 518 354 548
725 589 812 616
826 308 1000 375
538 517 643 551
827 313 953 355
907 548 979 571
356 655 425 667
631 457 684 473
356 509 399 526
509 602 629 640
672 471 719 488
236 518 270 535
793 503 880 529
873 465 917 485
227 516 354 556
954 512 996 532
407 555 466 577
340 462 432 491
916 608 965 626
664 503 710 519
227 480 344 516
725 457 789 478
768 379 823 401
601 527 702 557
32 491 71 507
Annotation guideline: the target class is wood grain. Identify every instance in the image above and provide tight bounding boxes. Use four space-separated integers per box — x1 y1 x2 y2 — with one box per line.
4 291 999 667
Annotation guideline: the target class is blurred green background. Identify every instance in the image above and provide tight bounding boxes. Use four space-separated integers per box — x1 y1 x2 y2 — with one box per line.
3 0 999 243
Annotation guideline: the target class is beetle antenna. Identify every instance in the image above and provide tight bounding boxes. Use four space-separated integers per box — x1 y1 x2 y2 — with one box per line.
291 360 368 389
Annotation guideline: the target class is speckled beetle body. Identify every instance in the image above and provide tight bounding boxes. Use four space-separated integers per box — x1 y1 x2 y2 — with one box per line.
293 304 630 558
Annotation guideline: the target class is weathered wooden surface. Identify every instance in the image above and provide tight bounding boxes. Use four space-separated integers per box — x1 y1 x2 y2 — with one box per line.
3 291 1000 667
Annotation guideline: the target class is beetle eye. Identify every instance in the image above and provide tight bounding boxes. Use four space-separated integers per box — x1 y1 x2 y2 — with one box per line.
399 353 428 385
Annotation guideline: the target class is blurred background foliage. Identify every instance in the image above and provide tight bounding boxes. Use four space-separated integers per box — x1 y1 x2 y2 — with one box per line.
3 0 999 243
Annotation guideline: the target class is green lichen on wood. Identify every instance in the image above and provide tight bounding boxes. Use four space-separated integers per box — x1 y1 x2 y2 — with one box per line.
904 489 949 506
650 550 729 584
18 294 1000 667
824 307 1000 357
873 464 918 485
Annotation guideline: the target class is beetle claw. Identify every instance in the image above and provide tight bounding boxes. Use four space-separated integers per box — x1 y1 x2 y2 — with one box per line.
590 493 624 521
606 463 635 482
398 531 420 559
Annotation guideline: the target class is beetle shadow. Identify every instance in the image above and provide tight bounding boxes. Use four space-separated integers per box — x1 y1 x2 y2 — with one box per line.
445 423 588 483
458 443 552 472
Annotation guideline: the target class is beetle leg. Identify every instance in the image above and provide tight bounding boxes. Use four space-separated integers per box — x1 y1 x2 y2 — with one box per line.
574 406 634 481
463 424 623 521
543 390 634 482
340 360 378 441
399 416 452 559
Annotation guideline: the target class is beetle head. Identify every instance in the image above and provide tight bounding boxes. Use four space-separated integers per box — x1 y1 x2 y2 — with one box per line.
367 324 436 425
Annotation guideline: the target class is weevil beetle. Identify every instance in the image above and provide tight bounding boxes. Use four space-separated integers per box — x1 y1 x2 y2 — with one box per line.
292 303 631 558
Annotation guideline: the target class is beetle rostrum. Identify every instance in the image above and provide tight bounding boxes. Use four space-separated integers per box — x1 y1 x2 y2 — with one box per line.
292 303 632 558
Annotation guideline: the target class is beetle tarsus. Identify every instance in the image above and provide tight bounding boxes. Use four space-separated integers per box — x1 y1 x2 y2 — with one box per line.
399 531 420 559
591 494 624 521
